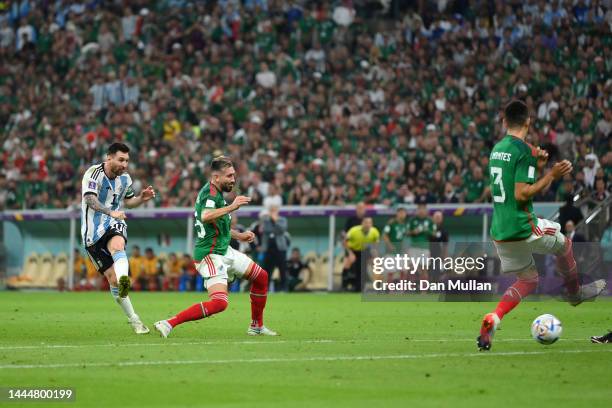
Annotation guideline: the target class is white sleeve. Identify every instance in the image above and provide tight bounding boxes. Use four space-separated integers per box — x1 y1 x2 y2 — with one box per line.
82 166 102 197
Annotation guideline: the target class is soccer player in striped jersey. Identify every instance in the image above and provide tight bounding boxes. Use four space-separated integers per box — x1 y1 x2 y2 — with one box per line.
81 142 156 334
477 100 606 351
154 156 277 338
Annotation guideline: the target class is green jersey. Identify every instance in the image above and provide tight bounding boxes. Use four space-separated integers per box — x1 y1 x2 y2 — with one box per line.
408 217 434 249
193 182 232 260
489 135 538 241
383 220 407 242
383 219 407 252
465 177 486 203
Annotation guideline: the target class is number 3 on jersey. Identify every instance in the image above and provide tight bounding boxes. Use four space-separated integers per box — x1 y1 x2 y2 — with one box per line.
491 167 506 203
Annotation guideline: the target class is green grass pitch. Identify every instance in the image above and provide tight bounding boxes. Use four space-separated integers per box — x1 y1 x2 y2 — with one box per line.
0 292 611 408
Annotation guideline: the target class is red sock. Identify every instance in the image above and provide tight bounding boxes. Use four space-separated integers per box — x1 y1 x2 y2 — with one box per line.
494 275 539 319
167 292 228 327
247 264 268 328
557 237 579 295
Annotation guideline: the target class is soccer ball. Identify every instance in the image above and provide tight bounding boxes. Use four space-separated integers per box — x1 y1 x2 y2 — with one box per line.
531 314 562 345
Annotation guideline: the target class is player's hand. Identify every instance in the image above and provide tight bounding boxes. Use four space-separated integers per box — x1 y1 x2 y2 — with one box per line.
141 186 156 201
230 195 251 210
238 231 256 243
536 147 549 169
550 160 573 180
110 210 127 220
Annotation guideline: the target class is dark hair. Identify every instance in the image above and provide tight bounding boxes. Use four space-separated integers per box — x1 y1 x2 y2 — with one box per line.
504 100 529 129
108 142 130 155
211 156 233 172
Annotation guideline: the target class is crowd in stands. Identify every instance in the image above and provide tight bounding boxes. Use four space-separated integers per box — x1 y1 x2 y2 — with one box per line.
0 0 610 211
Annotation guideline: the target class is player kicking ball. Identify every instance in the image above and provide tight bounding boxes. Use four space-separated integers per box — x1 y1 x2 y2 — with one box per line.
154 156 277 338
81 143 156 334
477 100 606 351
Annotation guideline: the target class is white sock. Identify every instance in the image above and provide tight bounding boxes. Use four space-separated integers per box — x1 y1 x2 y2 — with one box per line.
110 287 137 319
111 251 129 281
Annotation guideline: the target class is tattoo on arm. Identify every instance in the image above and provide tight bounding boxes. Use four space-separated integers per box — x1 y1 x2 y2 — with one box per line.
84 194 111 216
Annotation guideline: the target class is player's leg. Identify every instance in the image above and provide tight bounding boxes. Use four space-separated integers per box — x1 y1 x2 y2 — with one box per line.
154 256 230 338
85 234 148 334
342 249 356 290
228 247 277 335
533 218 606 305
105 235 149 334
106 235 130 297
100 264 149 334
591 331 612 344
478 241 536 351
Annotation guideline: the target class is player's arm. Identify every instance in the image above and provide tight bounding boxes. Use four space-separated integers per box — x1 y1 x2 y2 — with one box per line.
124 185 156 208
231 228 255 243
84 193 125 220
201 195 251 223
515 160 573 202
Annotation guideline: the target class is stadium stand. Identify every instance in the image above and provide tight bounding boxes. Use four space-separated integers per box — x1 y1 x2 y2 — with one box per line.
0 0 609 212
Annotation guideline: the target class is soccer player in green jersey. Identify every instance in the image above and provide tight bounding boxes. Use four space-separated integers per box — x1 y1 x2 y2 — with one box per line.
383 207 408 253
477 100 606 351
154 156 277 338
407 200 434 257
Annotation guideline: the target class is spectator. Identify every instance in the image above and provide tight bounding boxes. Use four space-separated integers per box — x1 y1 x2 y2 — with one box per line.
286 248 312 292
142 247 161 291
583 154 601 189
73 248 98 291
0 1 609 209
179 253 200 291
464 166 488 203
591 178 609 203
260 205 289 291
255 62 276 89
558 194 584 234
162 253 182 291
262 183 282 210
129 245 146 291
565 221 586 243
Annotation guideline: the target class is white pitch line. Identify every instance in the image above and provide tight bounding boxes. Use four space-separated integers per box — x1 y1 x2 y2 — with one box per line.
1 349 611 370
0 339 335 351
0 338 589 351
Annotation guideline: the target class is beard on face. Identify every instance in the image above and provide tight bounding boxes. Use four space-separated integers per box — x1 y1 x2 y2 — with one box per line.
111 164 125 177
221 181 235 192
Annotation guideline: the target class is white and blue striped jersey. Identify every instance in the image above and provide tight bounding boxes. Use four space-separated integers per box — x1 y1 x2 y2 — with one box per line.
81 163 135 247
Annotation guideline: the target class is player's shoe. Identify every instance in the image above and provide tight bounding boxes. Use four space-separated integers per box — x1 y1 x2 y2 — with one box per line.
590 331 612 344
118 275 131 298
477 312 500 351
568 279 607 306
128 315 150 334
247 325 278 336
153 320 173 338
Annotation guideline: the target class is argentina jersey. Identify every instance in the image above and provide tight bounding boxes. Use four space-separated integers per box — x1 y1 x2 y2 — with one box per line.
81 163 135 247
